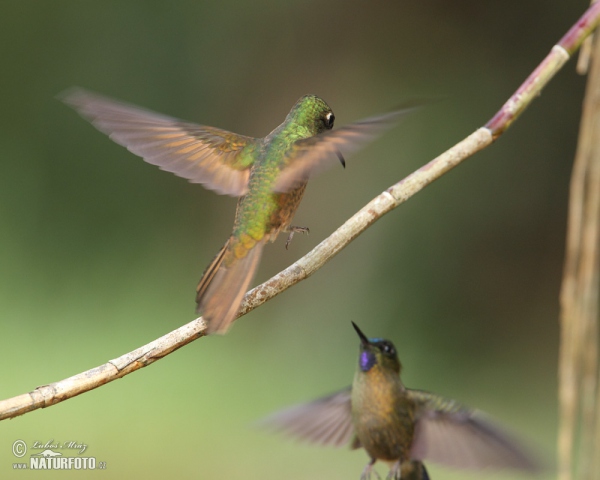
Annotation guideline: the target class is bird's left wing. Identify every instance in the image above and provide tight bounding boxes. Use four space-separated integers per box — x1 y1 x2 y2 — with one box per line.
259 387 356 448
407 389 541 472
273 105 419 193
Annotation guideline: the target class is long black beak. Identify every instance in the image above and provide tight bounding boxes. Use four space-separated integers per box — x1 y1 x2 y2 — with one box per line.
336 149 346 168
351 322 370 347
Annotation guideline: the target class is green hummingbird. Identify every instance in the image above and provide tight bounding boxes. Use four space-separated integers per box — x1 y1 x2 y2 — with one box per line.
62 90 414 334
262 322 540 480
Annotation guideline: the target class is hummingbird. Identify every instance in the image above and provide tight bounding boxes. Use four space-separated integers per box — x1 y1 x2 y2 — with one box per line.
262 322 540 480
62 89 414 334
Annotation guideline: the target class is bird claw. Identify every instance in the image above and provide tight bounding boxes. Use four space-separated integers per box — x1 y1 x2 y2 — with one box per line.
360 459 381 480
386 461 401 480
285 226 309 250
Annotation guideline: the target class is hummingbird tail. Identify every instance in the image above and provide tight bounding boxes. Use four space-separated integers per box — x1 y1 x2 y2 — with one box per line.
196 238 264 335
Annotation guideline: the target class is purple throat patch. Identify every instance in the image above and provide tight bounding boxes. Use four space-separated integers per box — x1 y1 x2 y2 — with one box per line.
360 350 376 372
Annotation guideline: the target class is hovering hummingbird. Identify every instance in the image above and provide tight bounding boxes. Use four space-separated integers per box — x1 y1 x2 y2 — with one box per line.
262 322 540 480
62 90 414 334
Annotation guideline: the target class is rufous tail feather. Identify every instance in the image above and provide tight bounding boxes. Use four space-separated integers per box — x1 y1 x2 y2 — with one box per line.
196 238 264 335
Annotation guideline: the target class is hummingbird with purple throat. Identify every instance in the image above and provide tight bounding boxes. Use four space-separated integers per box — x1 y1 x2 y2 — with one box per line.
62 90 414 334
262 322 541 480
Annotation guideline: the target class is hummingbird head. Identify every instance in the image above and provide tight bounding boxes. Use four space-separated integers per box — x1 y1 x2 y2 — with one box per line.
287 95 335 136
352 322 401 374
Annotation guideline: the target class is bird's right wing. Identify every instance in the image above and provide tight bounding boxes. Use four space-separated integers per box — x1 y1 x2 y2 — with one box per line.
273 104 419 193
407 389 541 472
259 387 357 448
61 88 259 197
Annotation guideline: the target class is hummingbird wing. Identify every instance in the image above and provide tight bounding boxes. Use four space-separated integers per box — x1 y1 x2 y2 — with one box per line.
259 387 357 448
407 389 541 472
273 105 419 193
61 88 258 197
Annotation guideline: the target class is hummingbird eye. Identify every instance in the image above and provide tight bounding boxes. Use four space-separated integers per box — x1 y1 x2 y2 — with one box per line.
381 342 395 356
324 112 335 129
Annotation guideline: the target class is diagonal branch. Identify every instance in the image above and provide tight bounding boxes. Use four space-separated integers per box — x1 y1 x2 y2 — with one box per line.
1 2 599 422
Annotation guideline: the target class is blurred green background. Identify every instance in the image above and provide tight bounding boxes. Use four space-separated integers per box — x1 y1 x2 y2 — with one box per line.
0 0 584 478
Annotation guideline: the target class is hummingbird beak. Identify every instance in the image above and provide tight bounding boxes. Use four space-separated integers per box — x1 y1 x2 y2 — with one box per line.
351 322 371 348
336 149 346 168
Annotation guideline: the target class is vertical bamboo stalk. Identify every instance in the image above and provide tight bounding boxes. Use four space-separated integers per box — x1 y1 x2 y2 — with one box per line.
558 25 600 480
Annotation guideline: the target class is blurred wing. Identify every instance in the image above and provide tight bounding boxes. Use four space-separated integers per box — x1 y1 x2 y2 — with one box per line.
61 88 259 197
273 105 419 193
259 387 356 448
408 390 540 472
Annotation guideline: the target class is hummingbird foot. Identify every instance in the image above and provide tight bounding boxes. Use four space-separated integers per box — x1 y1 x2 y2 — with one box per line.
360 458 381 480
284 226 310 250
386 460 401 480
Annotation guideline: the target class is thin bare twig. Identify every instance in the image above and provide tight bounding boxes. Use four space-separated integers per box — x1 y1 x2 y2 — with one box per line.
577 1 598 75
1 2 600 423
